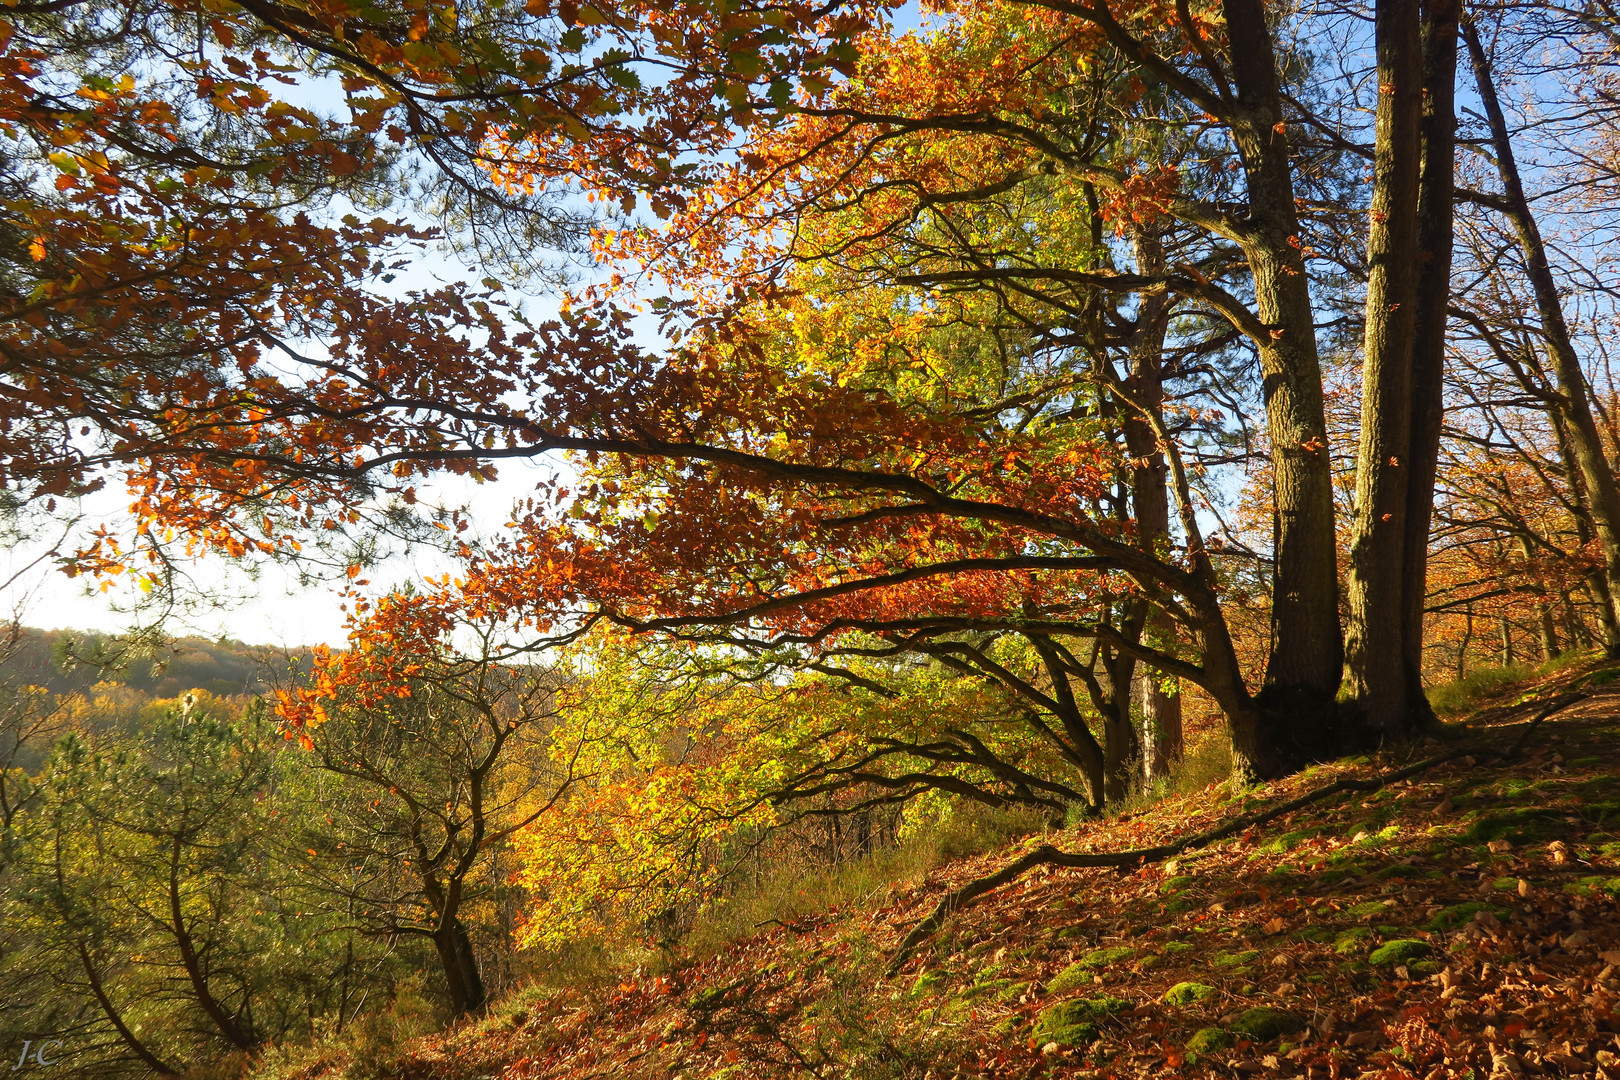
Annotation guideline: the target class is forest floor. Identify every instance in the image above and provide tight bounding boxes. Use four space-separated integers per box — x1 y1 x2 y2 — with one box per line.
267 665 1620 1080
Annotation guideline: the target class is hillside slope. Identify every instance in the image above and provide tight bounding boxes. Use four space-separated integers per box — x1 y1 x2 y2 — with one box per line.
266 682 1620 1080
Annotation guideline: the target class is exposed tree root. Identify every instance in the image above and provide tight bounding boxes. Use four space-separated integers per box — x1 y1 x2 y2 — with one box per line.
886 693 1588 974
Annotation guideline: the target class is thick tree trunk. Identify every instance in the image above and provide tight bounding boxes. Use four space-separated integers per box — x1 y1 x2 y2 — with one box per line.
1344 0 1425 736
1464 19 1620 656
434 917 486 1016
1223 0 1344 762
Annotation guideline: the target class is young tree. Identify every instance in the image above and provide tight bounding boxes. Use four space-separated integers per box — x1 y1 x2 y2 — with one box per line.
5 699 362 1073
276 593 588 1015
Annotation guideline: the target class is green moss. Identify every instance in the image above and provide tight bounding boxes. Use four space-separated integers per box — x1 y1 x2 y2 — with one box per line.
1160 875 1196 894
1563 876 1620 897
1376 863 1422 880
1078 945 1135 969
1345 900 1390 919
1428 902 1504 931
963 978 1013 999
1211 949 1260 968
1334 928 1371 955
1409 960 1444 976
1368 939 1433 966
1031 997 1128 1046
1161 941 1194 954
1231 1008 1302 1040
1466 808 1570 845
1258 830 1312 856
1162 981 1216 1007
1048 947 1135 991
1570 756 1604 767
1185 1027 1234 1054
910 971 946 997
998 980 1031 1002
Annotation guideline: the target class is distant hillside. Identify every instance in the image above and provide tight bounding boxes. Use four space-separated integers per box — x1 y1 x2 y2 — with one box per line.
0 626 313 698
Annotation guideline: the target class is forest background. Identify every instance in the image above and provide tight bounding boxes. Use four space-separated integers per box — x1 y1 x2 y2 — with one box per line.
6 0 1620 1072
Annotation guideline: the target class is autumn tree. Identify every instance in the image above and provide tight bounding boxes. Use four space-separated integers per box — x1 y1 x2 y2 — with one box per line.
275 593 588 1015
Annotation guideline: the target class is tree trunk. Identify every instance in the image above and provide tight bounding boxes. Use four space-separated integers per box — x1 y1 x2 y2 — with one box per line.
1398 0 1458 727
77 942 177 1075
1464 18 1620 657
1499 616 1515 667
1136 657 1183 785
434 917 486 1015
168 842 254 1049
1124 227 1183 784
1222 0 1344 762
1344 0 1425 737
1457 606 1473 679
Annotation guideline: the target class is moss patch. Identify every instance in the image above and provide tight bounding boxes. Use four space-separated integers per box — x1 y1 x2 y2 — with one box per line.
1429 902 1504 931
1466 808 1570 845
1368 939 1432 966
1030 996 1128 1047
1162 982 1216 1007
1230 1008 1302 1040
1345 900 1391 919
1048 947 1134 992
1211 949 1260 968
1186 1027 1233 1054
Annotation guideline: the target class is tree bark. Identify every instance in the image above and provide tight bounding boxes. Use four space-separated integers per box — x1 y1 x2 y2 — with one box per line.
1398 0 1458 727
1344 0 1425 737
433 917 486 1015
1124 228 1183 783
1464 17 1620 656
77 942 178 1076
1222 0 1344 761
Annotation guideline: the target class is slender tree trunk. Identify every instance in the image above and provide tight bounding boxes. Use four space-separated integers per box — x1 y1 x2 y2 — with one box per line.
168 842 254 1049
1457 606 1473 679
1224 0 1344 760
1464 18 1620 656
1399 0 1458 726
1345 0 1425 737
76 942 177 1075
1124 228 1183 783
1554 413 1620 651
1499 616 1515 667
